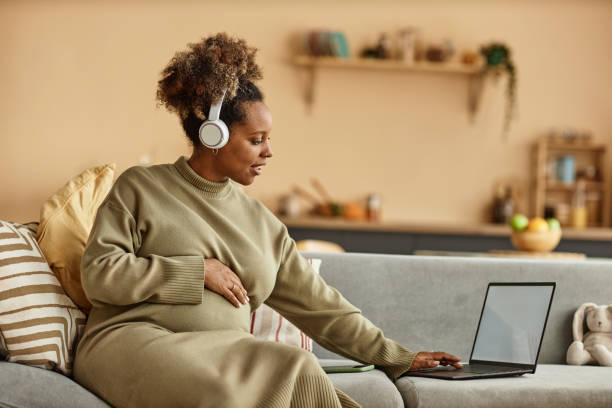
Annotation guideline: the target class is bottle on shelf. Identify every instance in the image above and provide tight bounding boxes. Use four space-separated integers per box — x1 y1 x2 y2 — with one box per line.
503 186 515 223
556 155 575 185
544 202 556 219
556 203 571 226
586 191 601 226
492 185 514 224
366 193 381 221
570 180 588 228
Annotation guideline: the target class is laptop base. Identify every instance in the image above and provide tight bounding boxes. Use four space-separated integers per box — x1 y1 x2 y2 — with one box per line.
405 364 532 380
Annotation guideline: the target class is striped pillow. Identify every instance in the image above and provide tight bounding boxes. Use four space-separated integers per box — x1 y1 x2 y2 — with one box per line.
0 220 86 375
0 327 8 359
250 258 321 351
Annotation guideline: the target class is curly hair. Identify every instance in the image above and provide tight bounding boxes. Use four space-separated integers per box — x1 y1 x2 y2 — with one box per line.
156 33 264 145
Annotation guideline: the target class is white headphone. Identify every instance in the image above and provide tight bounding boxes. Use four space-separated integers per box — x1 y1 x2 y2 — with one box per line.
199 90 229 149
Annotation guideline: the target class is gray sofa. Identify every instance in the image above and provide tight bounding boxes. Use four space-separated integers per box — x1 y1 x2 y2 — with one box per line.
2 252 612 408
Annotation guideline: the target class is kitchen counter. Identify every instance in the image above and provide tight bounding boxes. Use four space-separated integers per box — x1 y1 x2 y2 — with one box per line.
281 216 612 241
281 216 612 258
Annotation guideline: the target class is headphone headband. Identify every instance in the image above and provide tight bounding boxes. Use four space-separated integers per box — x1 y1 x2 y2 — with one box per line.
208 90 226 121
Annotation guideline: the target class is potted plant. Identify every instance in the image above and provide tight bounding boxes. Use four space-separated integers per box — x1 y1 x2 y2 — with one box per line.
480 42 517 137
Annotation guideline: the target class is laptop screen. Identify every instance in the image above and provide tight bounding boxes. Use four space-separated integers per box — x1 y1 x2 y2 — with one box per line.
470 283 555 366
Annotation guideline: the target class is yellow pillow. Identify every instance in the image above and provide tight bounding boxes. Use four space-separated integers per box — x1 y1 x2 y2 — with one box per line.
37 164 116 314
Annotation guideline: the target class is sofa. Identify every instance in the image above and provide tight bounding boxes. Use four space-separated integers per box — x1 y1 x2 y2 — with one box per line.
2 252 612 408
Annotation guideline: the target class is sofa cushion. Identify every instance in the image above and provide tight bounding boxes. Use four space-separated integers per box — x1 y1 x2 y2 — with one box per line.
0 222 38 361
251 258 320 351
37 163 116 314
320 358 404 408
0 221 86 376
395 364 612 408
0 361 109 408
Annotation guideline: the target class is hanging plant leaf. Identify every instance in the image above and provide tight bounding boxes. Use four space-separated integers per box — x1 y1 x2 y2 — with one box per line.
480 42 517 138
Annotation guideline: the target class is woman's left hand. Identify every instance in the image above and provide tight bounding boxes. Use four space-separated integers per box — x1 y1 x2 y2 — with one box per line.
408 351 463 371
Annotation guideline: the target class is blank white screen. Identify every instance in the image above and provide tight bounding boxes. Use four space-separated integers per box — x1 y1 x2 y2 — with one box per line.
471 285 553 365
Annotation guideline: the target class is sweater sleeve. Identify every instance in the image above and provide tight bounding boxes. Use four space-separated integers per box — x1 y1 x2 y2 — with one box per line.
264 229 418 381
81 200 205 308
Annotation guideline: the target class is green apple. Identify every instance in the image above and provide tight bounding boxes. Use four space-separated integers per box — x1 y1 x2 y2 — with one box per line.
546 218 561 230
509 214 529 231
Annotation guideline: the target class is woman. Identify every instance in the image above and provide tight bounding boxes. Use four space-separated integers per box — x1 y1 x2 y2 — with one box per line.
73 33 461 408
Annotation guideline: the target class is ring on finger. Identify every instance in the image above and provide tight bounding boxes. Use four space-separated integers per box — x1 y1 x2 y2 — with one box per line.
231 283 236 291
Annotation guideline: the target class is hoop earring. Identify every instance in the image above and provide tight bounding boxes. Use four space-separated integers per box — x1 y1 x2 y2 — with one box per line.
211 148 219 156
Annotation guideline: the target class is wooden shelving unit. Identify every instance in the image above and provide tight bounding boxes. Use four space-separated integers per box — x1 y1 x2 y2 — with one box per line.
292 55 485 113
532 137 609 227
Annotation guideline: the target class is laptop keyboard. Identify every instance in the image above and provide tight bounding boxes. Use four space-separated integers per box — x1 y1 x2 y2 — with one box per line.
457 364 525 374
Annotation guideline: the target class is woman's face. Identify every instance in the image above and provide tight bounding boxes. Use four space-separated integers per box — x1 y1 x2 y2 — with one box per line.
214 101 273 186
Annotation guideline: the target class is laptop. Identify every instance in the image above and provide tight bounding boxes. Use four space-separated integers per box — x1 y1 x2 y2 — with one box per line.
406 282 556 380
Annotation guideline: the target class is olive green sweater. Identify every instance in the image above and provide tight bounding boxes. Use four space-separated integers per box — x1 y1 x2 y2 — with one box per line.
80 156 417 381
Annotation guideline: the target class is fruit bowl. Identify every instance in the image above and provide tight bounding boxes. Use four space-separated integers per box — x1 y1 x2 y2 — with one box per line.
510 229 562 252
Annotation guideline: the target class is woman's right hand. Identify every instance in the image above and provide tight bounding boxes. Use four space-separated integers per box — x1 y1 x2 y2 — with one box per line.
204 258 249 308
409 351 462 370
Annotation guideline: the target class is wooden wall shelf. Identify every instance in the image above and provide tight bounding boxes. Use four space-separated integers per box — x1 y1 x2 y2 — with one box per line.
546 181 605 192
293 55 483 75
544 142 607 152
292 55 485 114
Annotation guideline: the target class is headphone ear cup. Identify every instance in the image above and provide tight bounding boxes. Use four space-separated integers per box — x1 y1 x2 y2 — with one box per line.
199 119 229 149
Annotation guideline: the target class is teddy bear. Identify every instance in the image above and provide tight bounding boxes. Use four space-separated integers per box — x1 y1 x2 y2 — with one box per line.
566 302 612 366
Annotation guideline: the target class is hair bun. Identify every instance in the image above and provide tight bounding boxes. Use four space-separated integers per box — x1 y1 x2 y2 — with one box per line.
156 33 262 119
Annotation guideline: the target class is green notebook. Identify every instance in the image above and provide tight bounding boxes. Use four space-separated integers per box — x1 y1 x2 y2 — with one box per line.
323 364 375 373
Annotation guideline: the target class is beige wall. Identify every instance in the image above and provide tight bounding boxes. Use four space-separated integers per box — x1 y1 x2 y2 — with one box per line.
2 0 612 224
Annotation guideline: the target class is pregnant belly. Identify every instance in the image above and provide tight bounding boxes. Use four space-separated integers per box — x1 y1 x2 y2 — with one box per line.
140 289 252 333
